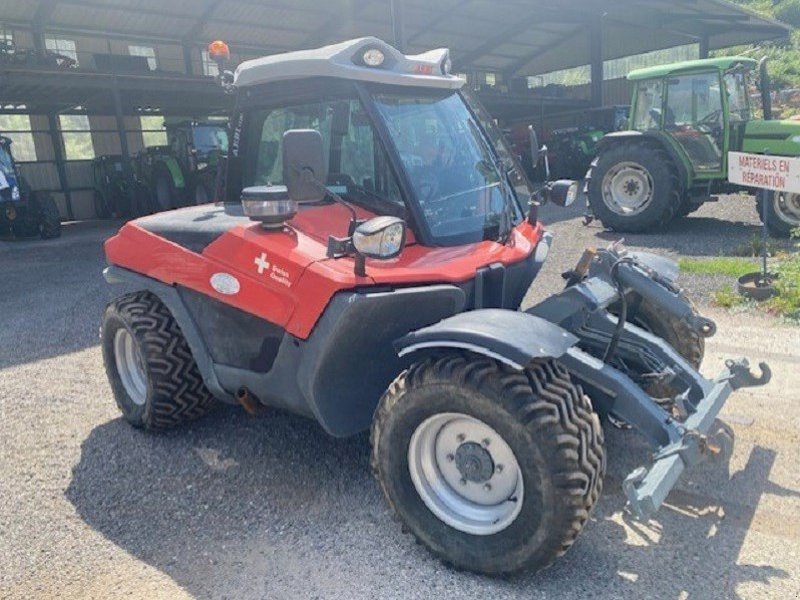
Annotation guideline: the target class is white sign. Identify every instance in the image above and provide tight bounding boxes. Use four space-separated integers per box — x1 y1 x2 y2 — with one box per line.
728 151 800 194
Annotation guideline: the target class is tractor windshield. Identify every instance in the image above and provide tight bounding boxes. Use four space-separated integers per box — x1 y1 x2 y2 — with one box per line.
192 125 228 157
371 90 523 245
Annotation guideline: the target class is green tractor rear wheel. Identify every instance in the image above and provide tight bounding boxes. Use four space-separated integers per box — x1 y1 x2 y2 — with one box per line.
587 142 681 232
757 192 800 238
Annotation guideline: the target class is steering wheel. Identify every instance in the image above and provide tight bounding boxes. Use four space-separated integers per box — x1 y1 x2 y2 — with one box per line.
697 109 722 129
415 171 440 204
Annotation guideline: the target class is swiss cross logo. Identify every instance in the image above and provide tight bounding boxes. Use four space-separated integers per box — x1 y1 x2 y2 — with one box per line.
254 252 270 274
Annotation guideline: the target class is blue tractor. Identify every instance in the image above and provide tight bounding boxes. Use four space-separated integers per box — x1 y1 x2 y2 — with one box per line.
0 136 61 239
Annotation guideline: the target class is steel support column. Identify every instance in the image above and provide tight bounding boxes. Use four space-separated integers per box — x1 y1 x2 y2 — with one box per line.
391 0 406 53
699 35 710 59
111 78 136 214
45 112 73 220
589 19 603 108
183 44 195 76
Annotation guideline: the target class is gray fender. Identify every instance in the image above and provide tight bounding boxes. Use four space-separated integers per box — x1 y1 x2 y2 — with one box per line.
395 309 579 370
103 265 235 403
628 251 679 283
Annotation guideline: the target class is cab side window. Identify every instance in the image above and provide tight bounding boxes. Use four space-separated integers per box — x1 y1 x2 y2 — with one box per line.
248 98 404 213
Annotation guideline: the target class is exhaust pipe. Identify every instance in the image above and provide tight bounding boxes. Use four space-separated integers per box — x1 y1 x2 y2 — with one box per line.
236 387 269 416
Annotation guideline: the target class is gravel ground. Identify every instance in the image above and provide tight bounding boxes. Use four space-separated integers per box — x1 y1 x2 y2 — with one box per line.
1 200 798 599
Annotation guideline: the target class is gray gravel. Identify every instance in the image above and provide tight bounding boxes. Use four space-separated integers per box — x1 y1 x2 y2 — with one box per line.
1 201 798 599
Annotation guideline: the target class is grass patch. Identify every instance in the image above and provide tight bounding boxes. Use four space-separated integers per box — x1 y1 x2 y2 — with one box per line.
730 234 780 258
678 257 757 278
769 253 800 322
713 285 747 308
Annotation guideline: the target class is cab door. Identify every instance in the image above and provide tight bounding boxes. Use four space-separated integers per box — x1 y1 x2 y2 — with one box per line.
664 71 726 176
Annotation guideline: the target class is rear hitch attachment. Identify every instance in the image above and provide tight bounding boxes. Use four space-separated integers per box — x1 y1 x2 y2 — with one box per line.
623 358 770 521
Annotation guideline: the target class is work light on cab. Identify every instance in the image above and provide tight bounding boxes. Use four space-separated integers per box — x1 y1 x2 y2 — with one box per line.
240 186 297 229
361 47 385 67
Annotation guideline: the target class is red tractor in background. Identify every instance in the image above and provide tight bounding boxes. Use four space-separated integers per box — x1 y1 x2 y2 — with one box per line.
100 38 769 576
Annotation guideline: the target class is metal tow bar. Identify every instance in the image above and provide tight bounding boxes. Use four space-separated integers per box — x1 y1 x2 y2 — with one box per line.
623 358 771 520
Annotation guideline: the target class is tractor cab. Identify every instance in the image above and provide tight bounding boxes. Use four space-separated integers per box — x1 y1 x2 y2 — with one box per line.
165 120 228 172
627 57 758 177
214 38 569 252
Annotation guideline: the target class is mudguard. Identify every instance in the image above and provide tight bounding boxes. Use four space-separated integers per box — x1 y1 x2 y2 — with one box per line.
395 309 579 369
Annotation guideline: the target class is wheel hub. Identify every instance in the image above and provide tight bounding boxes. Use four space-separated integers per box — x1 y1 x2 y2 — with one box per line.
455 441 495 484
775 193 800 225
601 161 654 216
113 328 147 406
408 412 524 536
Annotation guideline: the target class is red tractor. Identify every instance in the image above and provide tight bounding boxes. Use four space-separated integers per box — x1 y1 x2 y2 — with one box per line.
101 38 769 575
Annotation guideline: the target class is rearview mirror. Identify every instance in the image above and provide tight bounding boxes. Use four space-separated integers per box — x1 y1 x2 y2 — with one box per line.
528 125 550 178
282 129 328 203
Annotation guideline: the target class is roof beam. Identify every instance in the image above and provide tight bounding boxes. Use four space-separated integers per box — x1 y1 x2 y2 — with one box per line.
184 0 219 41
302 0 374 47
33 0 60 27
406 0 472 45
455 8 590 69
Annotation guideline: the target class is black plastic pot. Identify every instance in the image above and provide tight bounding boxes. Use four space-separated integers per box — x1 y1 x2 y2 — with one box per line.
737 272 779 301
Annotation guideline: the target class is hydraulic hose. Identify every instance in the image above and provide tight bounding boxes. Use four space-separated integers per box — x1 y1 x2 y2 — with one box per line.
603 257 635 363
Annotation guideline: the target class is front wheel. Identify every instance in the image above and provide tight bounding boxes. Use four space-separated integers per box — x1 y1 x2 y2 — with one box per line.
101 291 216 429
757 192 800 238
371 354 605 576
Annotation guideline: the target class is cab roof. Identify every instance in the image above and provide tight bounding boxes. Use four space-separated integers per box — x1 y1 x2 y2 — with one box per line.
627 56 758 81
234 37 464 91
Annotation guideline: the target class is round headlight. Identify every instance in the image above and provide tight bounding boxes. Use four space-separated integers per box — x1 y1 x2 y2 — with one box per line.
362 48 385 67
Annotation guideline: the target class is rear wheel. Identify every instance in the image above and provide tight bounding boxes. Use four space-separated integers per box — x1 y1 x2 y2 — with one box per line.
93 190 111 218
371 354 604 575
587 142 681 232
36 192 61 239
757 192 800 238
131 183 156 218
153 163 180 211
192 180 211 205
101 291 216 429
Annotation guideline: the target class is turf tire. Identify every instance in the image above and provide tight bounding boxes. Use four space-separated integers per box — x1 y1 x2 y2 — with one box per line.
370 354 605 576
101 290 216 430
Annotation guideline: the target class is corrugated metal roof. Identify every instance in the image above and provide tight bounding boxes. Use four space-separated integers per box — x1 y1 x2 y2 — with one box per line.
3 0 791 76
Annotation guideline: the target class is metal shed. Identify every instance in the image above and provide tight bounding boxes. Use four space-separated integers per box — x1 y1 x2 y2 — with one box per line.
0 0 790 220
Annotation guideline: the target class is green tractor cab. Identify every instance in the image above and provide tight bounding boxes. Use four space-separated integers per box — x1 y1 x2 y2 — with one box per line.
0 136 60 239
587 56 800 236
139 120 228 211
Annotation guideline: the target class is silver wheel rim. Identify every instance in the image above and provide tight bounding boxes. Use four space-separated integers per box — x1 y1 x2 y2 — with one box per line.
113 328 147 406
601 161 654 216
774 193 800 227
408 412 524 536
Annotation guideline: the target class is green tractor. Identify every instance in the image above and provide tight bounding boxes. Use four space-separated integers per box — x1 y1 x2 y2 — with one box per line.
142 120 228 211
587 57 800 237
0 136 60 239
